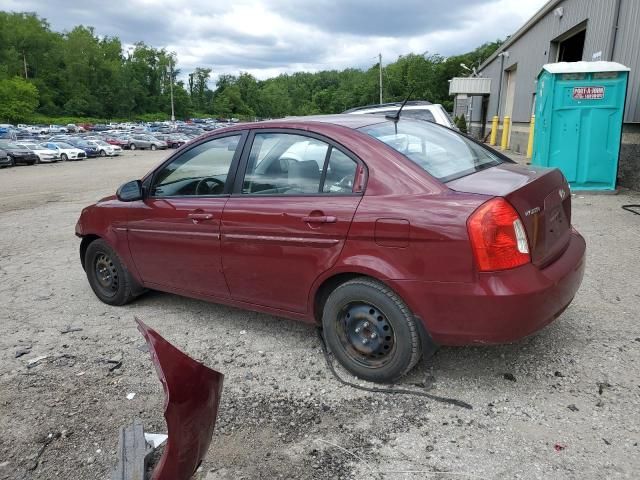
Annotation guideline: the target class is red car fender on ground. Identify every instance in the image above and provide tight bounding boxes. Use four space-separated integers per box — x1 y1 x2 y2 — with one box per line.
136 318 223 480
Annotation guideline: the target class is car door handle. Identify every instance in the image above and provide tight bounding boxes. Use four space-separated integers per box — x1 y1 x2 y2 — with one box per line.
302 215 337 223
188 213 213 221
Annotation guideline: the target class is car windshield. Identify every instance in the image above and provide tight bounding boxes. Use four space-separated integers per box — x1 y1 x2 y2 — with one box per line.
0 141 18 149
359 119 502 182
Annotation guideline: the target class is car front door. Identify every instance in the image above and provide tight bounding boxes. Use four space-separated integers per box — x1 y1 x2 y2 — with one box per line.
126 132 246 298
221 130 365 314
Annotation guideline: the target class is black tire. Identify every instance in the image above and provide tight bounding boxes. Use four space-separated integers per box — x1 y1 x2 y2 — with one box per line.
35 157 41 164
150 144 157 151
130 143 137 151
60 153 68 162
321 277 422 383
100 150 106 157
85 239 138 306
8 156 15 167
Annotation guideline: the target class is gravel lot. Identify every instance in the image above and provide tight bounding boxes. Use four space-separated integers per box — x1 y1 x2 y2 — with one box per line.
1 151 639 480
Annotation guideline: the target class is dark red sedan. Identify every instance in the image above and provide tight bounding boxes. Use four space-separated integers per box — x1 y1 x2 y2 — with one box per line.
75 115 585 383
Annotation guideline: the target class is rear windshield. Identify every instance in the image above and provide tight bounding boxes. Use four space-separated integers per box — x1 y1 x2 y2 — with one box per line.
359 119 502 182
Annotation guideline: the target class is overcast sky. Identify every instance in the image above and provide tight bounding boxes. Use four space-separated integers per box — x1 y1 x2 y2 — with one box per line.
2 0 547 83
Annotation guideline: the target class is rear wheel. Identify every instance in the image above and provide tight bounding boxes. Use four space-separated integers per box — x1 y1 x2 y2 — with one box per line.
321 277 422 383
85 239 138 306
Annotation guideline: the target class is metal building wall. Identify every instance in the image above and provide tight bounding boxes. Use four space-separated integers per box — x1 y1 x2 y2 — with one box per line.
614 0 640 122
478 0 638 125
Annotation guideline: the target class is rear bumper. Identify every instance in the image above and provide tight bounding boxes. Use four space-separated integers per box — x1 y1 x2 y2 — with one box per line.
394 231 586 346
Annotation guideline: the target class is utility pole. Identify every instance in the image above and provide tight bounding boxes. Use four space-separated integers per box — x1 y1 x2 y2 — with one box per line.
378 53 383 104
169 55 175 124
23 51 28 79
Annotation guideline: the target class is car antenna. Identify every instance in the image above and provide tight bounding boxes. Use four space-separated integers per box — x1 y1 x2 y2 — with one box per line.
386 87 414 134
385 87 415 122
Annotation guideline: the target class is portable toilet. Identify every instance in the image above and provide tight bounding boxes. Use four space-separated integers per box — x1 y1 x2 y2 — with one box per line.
532 61 629 191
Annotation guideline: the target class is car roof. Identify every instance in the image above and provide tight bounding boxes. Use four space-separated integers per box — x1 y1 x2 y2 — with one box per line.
256 114 388 130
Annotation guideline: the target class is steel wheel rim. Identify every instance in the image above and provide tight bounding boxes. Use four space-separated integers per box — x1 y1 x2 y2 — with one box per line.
335 302 396 369
94 253 119 297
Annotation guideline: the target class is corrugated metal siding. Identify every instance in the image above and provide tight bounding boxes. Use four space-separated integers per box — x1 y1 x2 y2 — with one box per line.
478 0 638 124
614 0 640 122
449 77 491 95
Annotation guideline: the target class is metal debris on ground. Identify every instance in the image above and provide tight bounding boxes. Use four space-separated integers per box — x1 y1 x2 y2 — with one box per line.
106 353 123 371
110 418 153 480
60 325 83 334
26 355 48 368
15 345 32 358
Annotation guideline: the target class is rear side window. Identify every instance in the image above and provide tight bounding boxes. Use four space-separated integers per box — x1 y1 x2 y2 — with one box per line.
241 133 359 195
360 119 502 182
323 149 357 193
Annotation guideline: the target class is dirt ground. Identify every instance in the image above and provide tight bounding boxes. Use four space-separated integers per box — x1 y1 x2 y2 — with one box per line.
1 151 639 480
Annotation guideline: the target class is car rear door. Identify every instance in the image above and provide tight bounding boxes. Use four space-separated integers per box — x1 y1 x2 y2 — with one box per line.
126 132 246 298
220 130 365 313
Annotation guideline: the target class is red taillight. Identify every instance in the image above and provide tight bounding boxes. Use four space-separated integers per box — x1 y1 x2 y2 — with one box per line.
467 198 530 272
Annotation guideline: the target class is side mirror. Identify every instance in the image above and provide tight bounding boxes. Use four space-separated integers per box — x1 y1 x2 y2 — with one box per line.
116 180 143 202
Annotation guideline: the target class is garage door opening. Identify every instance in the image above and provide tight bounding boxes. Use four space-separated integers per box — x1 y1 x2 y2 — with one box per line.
557 28 586 62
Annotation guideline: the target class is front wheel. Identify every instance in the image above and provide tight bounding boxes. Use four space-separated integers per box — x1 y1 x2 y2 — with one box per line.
100 150 106 157
150 144 157 151
130 143 137 151
321 278 422 383
85 239 139 306
60 154 68 162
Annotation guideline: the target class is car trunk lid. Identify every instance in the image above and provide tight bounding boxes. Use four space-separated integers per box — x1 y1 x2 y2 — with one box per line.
448 163 571 267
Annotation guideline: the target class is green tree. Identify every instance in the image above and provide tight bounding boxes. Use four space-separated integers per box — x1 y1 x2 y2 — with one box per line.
0 77 39 122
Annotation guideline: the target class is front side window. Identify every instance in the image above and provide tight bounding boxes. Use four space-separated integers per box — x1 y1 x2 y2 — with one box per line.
151 135 241 197
360 119 502 182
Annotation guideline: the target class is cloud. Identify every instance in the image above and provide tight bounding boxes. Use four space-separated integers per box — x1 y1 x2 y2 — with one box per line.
0 0 547 82
271 0 489 37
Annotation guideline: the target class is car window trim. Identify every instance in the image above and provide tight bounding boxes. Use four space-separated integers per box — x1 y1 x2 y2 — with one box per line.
146 130 249 200
231 128 366 197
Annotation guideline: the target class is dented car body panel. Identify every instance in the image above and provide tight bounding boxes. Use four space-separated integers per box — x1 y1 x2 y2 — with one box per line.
136 318 223 480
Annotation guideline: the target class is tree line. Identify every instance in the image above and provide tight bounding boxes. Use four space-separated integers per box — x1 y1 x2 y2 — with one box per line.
0 11 502 123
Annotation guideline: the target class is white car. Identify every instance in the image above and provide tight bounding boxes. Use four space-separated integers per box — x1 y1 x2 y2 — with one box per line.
44 142 87 161
345 101 457 130
25 125 50 134
19 143 60 163
85 140 121 156
48 125 68 134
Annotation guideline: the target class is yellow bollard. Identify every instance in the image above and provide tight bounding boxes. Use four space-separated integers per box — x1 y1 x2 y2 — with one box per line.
500 116 510 150
489 116 499 146
526 115 535 158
